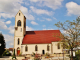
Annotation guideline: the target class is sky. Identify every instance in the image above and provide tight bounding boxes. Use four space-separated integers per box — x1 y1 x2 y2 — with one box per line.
0 0 80 48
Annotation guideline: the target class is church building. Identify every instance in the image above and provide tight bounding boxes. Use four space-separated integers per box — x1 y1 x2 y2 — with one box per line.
14 10 63 55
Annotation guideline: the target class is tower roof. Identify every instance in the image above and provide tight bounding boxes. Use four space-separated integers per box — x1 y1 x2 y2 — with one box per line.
15 10 24 17
22 30 61 44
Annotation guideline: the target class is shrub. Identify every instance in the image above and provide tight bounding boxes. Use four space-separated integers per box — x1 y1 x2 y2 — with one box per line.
3 49 11 56
19 52 22 56
31 52 35 57
34 58 40 60
12 49 16 59
73 50 80 60
45 52 50 57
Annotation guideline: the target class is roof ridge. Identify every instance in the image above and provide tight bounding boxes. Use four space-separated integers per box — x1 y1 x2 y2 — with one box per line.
26 30 60 31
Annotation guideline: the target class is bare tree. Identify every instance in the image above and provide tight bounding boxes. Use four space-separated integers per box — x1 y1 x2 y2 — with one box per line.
54 17 80 60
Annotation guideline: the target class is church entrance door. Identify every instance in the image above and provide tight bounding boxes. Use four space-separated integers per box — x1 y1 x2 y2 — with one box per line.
17 47 20 55
42 50 45 54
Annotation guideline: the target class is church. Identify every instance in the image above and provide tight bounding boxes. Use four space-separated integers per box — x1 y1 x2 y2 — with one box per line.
14 10 63 55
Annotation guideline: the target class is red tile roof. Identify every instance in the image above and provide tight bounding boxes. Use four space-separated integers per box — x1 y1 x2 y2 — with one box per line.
9 48 13 51
22 30 61 44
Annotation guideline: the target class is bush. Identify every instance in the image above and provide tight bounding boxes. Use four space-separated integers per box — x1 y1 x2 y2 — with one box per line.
73 50 80 60
31 52 35 57
45 52 50 57
2 49 11 56
19 52 22 56
34 58 40 60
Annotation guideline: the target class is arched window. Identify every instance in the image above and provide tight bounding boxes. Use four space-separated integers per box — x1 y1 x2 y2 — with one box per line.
57 43 60 49
18 38 20 45
17 47 20 50
19 13 20 16
17 20 21 26
47 45 49 51
25 45 28 51
35 45 38 51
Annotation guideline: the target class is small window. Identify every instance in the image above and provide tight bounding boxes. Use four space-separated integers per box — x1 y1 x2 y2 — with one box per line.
17 20 21 26
35 45 38 51
25 45 28 51
57 43 60 49
18 38 20 45
47 45 49 51
19 13 20 16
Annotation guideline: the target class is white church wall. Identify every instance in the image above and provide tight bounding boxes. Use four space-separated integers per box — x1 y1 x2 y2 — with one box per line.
14 37 23 54
21 44 51 55
52 42 63 54
15 27 23 36
14 10 26 55
15 11 24 37
14 10 63 55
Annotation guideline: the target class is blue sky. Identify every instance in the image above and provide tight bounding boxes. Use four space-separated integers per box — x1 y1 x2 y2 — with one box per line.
0 0 80 48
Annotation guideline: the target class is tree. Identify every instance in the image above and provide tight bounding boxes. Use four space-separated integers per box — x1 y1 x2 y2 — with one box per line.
12 49 16 59
0 33 6 56
54 17 80 60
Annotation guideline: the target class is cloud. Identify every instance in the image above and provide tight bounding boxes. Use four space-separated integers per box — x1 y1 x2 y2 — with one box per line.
31 21 38 25
66 2 80 16
0 13 14 18
0 19 14 34
0 0 34 20
46 18 52 21
8 26 14 34
30 6 53 16
20 6 35 20
30 0 38 2
29 0 63 10
3 34 14 48
3 34 14 42
43 25 46 27
0 31 1 32
40 20 45 22
25 2 30 6
37 18 45 22
26 26 33 31
0 0 22 18
53 17 57 20
9 43 14 46
0 20 7 29
43 18 52 21
6 21 11 24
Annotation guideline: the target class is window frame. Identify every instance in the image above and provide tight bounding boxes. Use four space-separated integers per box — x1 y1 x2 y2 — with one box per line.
17 20 21 26
35 45 38 51
18 38 20 45
19 13 20 16
47 45 49 51
25 45 28 51
57 43 60 49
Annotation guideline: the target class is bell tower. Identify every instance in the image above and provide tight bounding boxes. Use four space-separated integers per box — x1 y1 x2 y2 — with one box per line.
14 10 26 55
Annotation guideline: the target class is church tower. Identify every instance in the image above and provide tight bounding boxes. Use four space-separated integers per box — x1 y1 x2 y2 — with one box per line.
14 10 26 55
